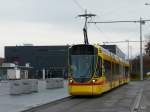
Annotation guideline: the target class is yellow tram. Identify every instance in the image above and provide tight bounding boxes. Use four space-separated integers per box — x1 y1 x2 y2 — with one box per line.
68 44 130 95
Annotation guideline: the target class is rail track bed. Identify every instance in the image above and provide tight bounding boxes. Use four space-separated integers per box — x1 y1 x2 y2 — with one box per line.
23 81 145 112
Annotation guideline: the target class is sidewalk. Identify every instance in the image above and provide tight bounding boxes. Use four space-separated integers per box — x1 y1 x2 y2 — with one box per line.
0 80 69 112
141 80 150 112
1 80 149 112
22 81 147 112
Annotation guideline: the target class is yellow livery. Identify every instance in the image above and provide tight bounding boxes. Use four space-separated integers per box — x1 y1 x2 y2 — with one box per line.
68 44 130 95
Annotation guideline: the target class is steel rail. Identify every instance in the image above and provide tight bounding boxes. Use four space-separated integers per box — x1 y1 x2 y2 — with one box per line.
21 96 73 112
130 89 144 112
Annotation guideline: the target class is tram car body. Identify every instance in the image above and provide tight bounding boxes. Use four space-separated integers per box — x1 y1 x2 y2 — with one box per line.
68 44 130 95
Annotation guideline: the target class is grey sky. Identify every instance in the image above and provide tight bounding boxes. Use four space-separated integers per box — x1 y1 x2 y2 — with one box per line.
0 0 150 58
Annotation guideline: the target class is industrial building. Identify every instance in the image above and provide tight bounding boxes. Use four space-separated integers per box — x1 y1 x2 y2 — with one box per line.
101 45 126 59
0 63 32 80
4 44 125 79
5 45 69 79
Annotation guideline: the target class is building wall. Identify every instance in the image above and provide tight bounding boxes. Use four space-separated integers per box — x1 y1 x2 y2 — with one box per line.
101 45 125 59
5 46 69 78
0 58 4 65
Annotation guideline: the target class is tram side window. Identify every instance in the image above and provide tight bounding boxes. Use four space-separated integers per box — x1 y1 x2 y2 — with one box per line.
125 67 129 77
104 60 111 81
123 66 125 77
112 63 115 79
116 64 120 75
95 56 102 76
112 63 119 79
119 65 124 76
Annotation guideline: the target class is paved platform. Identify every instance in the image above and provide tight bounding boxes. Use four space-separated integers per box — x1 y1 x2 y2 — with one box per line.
1 80 150 112
142 80 150 111
0 80 69 112
23 81 147 112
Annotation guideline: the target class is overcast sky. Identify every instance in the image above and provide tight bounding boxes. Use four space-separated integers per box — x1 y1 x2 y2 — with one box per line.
0 0 150 58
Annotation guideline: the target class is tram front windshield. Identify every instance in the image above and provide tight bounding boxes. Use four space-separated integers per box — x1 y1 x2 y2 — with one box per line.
70 45 97 82
71 55 95 79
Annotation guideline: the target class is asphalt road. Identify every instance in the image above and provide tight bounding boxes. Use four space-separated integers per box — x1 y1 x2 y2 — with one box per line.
23 81 147 112
142 81 150 112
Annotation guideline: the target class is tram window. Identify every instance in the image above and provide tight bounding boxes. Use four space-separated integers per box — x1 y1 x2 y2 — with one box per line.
95 56 102 76
119 65 124 75
125 67 129 77
104 60 111 81
112 63 115 79
123 66 125 76
112 63 119 79
70 45 97 55
115 64 119 75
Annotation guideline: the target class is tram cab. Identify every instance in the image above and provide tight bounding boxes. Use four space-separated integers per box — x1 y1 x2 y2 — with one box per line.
68 44 130 95
68 44 107 95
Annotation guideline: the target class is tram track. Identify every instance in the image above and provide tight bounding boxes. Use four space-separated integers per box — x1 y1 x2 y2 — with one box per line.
22 95 100 112
21 96 73 112
22 82 145 112
130 88 144 112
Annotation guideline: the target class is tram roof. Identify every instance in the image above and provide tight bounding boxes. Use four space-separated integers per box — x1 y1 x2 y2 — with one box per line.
70 44 129 65
94 44 129 64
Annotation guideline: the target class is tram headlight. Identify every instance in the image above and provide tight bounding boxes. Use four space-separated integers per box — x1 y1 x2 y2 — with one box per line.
92 79 96 83
69 79 73 83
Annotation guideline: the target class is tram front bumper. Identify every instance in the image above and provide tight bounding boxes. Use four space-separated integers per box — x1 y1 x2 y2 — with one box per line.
69 84 103 95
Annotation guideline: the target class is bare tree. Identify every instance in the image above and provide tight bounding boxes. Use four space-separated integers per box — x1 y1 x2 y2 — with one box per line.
145 37 150 56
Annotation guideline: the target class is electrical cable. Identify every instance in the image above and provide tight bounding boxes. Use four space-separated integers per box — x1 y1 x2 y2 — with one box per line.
72 0 85 12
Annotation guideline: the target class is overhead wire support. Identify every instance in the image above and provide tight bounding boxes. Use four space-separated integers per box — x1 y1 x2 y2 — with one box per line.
72 0 85 11
88 18 150 81
103 40 146 61
88 19 150 24
78 10 96 44
103 40 146 43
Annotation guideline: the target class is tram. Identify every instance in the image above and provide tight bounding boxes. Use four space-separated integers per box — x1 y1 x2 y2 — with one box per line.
68 44 130 95
68 12 130 95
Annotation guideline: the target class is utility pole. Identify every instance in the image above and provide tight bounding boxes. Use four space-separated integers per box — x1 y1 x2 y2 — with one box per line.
130 45 133 72
140 18 145 80
78 10 96 44
126 40 130 60
89 18 150 81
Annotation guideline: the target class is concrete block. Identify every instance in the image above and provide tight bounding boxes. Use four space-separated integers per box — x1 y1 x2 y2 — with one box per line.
46 78 64 89
22 79 32 94
57 78 64 88
9 80 22 95
46 79 54 89
30 79 38 92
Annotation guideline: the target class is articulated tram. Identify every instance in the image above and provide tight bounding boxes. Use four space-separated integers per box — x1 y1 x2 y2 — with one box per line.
68 44 130 95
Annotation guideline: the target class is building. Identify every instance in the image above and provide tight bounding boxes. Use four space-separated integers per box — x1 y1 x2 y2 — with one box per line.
5 45 69 79
101 45 126 59
0 57 4 65
5 45 126 79
0 63 32 80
